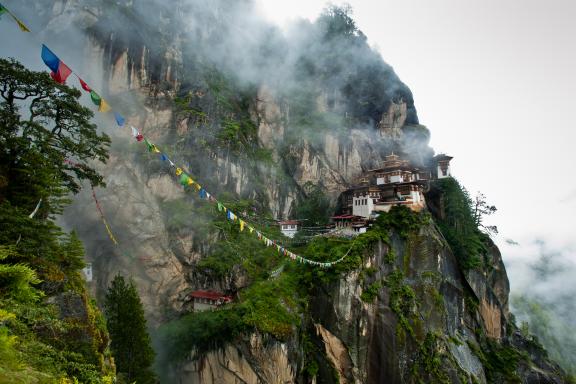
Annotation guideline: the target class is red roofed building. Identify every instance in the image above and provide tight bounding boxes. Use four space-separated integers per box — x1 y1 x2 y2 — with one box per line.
187 290 232 312
331 214 368 234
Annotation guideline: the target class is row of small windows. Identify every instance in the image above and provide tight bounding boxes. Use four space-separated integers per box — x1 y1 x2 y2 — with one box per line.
354 199 369 206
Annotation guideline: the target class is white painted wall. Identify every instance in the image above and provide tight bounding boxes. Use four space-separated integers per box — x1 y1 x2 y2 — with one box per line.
437 164 451 178
82 263 93 282
352 195 374 218
281 225 298 238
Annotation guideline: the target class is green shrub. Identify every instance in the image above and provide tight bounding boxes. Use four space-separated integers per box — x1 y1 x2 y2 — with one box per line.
434 178 488 270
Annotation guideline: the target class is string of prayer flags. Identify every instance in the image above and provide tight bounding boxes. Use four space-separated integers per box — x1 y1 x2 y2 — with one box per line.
114 112 125 127
34 37 344 268
0 3 30 32
91 186 118 245
41 45 71 84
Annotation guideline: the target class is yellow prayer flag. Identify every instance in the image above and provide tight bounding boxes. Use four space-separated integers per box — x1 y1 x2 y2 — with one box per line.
187 178 194 186
98 99 111 113
248 226 254 233
194 183 201 191
239 220 245 231
16 19 30 32
175 168 183 176
152 145 161 154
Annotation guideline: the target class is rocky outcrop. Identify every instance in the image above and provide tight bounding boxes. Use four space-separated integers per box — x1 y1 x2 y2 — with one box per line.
177 334 295 384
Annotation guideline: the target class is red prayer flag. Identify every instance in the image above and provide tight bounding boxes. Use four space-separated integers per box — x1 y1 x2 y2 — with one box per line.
78 77 91 92
49 62 72 84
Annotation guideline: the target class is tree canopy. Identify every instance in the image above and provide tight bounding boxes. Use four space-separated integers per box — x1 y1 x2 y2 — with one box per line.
0 57 110 215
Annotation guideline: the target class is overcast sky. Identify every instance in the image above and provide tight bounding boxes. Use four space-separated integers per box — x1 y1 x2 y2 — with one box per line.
258 0 576 290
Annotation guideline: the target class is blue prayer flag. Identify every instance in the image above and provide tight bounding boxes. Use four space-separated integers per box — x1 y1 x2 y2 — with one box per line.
114 112 125 127
41 45 60 73
160 153 168 161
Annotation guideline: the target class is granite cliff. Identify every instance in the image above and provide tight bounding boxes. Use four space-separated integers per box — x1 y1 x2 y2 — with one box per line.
13 0 570 382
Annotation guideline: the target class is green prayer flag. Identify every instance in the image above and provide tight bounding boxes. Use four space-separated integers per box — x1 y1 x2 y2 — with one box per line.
144 139 154 151
0 5 6 18
217 202 224 212
90 90 101 106
179 173 189 186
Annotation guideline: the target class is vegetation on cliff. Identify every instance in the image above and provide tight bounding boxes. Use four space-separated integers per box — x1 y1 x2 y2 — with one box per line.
433 178 492 270
0 59 113 382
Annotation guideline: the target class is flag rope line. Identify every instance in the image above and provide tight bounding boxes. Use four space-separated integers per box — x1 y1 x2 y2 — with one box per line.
91 186 119 246
2 5 355 268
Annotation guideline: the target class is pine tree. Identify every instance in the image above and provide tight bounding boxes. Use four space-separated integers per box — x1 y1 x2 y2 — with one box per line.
104 275 157 384
0 58 114 381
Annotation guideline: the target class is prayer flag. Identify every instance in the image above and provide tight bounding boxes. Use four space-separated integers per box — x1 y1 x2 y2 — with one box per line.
217 202 224 212
131 126 139 137
49 61 72 84
168 159 175 167
78 77 91 92
187 178 194 186
239 220 245 231
98 98 111 113
0 4 6 18
199 189 207 199
160 154 168 161
144 139 159 153
41 45 71 83
248 226 254 234
41 45 60 72
90 91 101 106
179 173 189 186
175 168 183 176
15 18 30 32
136 134 144 142
114 112 125 127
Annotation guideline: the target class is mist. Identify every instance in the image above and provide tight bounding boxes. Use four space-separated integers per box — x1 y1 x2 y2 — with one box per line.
504 239 576 373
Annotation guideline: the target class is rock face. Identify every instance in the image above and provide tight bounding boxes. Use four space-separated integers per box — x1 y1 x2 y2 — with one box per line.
19 0 569 382
177 334 295 384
